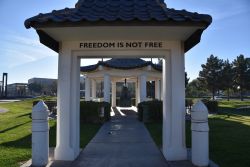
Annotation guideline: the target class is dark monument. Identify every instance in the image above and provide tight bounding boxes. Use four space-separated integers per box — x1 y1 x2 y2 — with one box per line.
119 79 132 107
1 73 8 98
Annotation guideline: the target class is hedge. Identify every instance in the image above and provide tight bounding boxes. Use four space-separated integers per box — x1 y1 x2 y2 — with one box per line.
80 101 111 123
33 100 111 123
137 100 162 122
33 100 57 114
185 99 194 108
201 99 218 113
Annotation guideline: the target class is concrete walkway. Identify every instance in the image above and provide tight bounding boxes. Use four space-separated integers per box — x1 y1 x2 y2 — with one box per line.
70 108 194 167
23 107 196 167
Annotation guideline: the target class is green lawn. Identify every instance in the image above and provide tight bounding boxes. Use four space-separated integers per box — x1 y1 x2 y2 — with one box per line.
1 99 250 167
146 100 250 167
0 99 101 167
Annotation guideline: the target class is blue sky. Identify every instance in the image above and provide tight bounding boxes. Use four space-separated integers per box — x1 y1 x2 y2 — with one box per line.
0 0 249 84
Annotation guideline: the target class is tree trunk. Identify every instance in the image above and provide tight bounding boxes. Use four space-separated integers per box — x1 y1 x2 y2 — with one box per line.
227 88 230 101
212 88 215 100
240 89 244 101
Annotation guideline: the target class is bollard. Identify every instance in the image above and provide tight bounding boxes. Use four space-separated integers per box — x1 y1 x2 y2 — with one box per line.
32 101 49 167
191 100 209 167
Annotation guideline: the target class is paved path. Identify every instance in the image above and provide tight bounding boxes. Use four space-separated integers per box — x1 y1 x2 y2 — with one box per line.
72 108 169 167
70 108 196 167
23 107 196 167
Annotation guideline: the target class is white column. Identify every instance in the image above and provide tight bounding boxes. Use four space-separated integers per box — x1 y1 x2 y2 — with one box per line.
160 79 163 100
135 80 139 105
103 74 110 103
155 79 160 100
91 79 96 99
111 82 116 107
85 77 90 101
55 46 75 160
70 55 80 158
162 42 187 161
139 74 147 102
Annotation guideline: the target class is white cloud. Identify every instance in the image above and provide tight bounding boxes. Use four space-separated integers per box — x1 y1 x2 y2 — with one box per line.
210 2 250 21
0 31 57 68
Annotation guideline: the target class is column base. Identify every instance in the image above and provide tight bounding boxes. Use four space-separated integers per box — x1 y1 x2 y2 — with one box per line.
54 146 75 161
163 147 187 161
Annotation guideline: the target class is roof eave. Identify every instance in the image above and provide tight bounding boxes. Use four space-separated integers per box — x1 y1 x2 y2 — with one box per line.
30 20 211 54
36 30 59 52
80 60 163 73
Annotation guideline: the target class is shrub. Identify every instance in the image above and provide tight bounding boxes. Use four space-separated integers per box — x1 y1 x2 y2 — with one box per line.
201 99 218 113
33 100 57 114
185 99 194 109
33 100 111 123
80 101 111 123
137 100 162 122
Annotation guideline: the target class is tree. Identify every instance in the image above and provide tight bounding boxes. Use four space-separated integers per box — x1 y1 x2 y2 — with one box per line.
28 83 42 95
233 55 249 101
246 58 250 90
185 72 189 88
220 59 234 101
50 81 57 95
199 55 223 100
186 79 209 97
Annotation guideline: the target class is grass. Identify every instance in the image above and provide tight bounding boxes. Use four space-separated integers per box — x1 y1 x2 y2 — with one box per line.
0 98 101 167
1 99 250 167
146 100 250 167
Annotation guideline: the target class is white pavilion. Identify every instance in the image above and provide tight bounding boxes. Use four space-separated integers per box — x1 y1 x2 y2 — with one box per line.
25 0 212 162
81 58 162 107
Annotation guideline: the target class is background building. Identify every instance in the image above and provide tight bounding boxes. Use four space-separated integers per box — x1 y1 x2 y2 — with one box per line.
7 83 29 97
28 77 57 96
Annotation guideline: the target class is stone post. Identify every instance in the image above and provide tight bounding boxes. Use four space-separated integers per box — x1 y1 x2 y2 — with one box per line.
32 101 49 167
191 100 209 166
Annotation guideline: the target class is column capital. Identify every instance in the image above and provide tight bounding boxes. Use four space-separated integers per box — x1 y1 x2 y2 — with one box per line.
140 72 147 77
104 73 110 77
